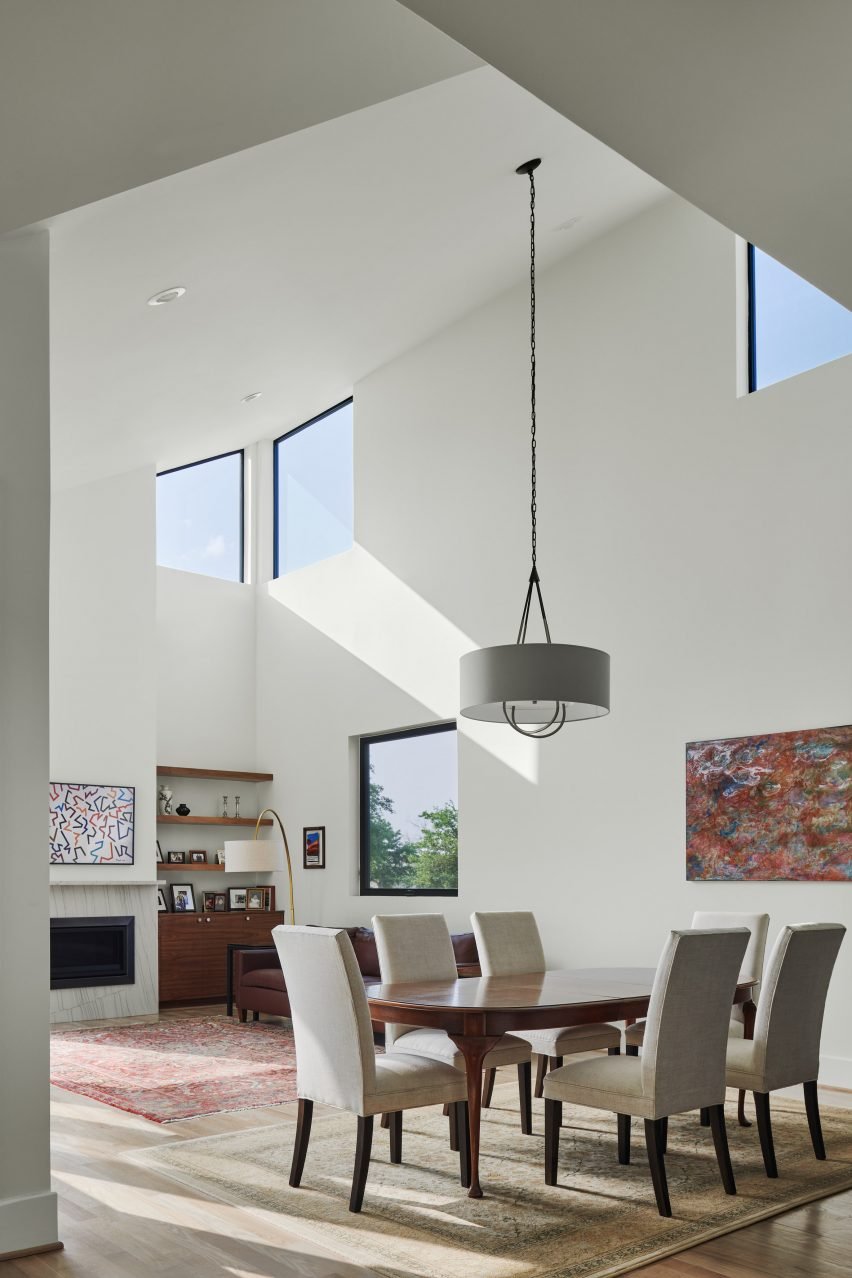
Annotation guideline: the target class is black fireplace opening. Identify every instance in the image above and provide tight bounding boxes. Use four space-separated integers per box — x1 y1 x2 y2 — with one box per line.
50 916 135 989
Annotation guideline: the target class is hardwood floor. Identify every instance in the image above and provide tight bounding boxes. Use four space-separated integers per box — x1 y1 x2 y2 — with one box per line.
7 1008 849 1278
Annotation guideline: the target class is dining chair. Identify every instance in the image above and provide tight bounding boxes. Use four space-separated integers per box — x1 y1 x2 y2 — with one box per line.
272 924 470 1212
544 927 749 1216
471 910 622 1101
372 913 534 1134
625 910 769 1127
725 922 845 1178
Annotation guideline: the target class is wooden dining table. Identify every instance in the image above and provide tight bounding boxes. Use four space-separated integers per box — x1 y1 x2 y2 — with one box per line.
366 966 757 1198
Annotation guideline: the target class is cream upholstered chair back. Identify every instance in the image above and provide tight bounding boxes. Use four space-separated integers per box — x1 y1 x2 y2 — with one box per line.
692 910 770 1022
641 928 749 1113
752 923 845 1092
272 925 376 1112
471 911 546 976
373 913 456 1048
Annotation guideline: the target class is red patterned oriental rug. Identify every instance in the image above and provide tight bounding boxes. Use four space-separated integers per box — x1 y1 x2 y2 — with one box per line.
50 1016 299 1122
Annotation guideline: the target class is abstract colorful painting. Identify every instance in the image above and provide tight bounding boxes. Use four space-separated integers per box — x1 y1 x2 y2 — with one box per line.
686 725 852 881
49 783 135 865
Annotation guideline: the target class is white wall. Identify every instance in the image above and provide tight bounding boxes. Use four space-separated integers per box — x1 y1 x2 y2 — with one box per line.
0 229 58 1256
157 567 256 768
49 466 158 1017
255 196 852 1084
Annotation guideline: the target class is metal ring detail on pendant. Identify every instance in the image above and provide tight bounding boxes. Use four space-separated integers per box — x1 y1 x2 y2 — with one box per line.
501 700 567 738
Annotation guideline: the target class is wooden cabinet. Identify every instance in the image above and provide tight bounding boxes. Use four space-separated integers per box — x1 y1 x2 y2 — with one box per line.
158 911 285 1003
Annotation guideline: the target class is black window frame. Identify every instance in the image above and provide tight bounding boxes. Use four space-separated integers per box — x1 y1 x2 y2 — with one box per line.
273 397 354 579
156 447 245 583
359 721 458 898
747 242 758 393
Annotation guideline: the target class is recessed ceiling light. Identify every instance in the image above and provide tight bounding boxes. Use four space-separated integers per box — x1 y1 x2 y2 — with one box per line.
147 286 186 306
241 392 263 404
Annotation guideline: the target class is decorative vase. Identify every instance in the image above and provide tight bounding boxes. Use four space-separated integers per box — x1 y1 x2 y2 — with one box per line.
159 786 173 815
175 802 191 817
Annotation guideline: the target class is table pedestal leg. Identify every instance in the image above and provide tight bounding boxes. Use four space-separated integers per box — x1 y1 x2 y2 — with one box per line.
449 1034 500 1199
739 999 757 1128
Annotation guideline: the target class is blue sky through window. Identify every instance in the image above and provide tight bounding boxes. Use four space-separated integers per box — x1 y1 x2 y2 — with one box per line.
156 451 243 581
751 246 852 390
275 400 353 576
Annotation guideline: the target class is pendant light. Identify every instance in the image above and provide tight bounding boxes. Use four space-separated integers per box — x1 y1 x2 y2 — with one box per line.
459 158 610 738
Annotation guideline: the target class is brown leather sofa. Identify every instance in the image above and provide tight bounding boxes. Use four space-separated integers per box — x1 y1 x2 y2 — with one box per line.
233 925 480 1032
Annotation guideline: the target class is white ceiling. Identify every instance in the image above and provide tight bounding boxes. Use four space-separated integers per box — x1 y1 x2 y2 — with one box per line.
0 0 477 234
401 1 852 309
50 67 666 488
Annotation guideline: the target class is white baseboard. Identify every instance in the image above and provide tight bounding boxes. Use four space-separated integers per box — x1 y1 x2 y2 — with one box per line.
0 1190 59 1258
819 1054 852 1092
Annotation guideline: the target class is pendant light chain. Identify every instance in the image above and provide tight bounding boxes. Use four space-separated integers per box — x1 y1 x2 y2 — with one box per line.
529 166 538 574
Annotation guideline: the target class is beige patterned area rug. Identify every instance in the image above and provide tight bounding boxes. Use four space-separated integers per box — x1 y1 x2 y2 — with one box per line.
134 1084 852 1278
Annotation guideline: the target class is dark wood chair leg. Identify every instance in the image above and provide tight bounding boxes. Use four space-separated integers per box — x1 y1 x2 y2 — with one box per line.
549 1055 563 1072
349 1115 374 1213
289 1097 313 1187
482 1067 496 1108
252 1010 260 1022
804 1081 826 1160
660 1115 668 1156
238 1007 248 1023
380 1112 390 1129
699 1107 710 1127
456 1101 471 1188
625 1044 639 1057
534 1054 547 1098
518 1060 533 1134
644 1118 672 1217
708 1104 736 1195
754 1091 778 1178
617 1113 631 1165
737 1088 751 1127
388 1110 402 1165
544 1098 561 1185
608 1046 621 1056
448 1098 459 1151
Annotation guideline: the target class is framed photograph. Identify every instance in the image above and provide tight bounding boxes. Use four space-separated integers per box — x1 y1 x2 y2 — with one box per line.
228 888 247 912
167 850 185 864
49 782 135 865
213 893 227 912
246 888 264 911
156 840 163 863
303 825 325 869
262 885 276 912
170 883 196 913
189 850 207 864
202 891 217 912
156 887 169 912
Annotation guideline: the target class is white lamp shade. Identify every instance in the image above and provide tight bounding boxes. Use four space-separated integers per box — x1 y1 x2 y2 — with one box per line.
223 838 285 874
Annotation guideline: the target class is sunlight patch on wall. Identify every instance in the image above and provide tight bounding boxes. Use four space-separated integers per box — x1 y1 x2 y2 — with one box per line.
267 544 538 783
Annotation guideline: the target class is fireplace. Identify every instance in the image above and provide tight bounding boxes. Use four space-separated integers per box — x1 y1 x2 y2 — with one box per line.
50 916 135 989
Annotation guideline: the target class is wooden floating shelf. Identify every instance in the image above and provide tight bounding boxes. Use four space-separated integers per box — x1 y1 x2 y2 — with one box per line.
159 863 229 872
157 765 273 783
157 816 272 826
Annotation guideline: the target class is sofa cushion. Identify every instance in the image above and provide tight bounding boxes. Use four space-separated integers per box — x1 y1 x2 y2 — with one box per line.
242 966 285 992
451 931 478 966
350 927 381 979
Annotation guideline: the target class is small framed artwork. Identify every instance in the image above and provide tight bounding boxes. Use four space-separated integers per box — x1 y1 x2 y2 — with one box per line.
214 893 227 912
157 887 169 912
229 888 247 912
167 850 185 864
202 891 217 912
156 841 163 863
262 885 276 912
171 883 196 913
303 826 325 869
246 888 264 911
189 850 208 864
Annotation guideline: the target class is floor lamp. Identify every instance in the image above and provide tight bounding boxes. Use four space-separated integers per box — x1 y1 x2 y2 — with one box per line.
223 808 295 924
